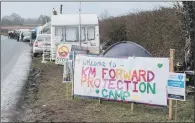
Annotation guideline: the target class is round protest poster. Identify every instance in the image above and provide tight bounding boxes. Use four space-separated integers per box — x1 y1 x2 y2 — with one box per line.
58 45 69 58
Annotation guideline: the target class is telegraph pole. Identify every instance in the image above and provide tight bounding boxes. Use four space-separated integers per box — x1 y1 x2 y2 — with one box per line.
60 5 63 14
79 2 81 47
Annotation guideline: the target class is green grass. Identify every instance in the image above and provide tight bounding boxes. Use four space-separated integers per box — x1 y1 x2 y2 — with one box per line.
22 58 194 122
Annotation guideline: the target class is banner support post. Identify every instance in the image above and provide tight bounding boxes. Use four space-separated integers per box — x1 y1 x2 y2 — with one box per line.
175 100 178 121
131 102 134 111
72 51 75 99
168 49 175 120
99 98 102 104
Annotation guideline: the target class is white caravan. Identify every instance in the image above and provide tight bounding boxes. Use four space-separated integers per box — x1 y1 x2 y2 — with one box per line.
51 14 100 60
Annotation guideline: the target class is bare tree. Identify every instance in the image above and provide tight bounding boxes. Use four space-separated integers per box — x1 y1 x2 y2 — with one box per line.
182 1 195 70
99 10 109 20
173 2 183 11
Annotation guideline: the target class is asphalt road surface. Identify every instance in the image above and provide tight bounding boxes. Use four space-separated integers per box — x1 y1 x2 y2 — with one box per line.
1 35 32 122
1 36 30 82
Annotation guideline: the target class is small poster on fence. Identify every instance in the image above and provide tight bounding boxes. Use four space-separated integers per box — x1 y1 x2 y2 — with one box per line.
167 72 186 101
63 61 73 83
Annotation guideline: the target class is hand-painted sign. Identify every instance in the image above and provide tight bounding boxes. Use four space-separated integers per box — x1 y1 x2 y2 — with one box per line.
73 55 169 106
56 44 72 65
167 72 186 101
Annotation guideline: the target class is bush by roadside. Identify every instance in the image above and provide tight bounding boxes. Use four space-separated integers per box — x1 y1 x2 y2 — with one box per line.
99 7 185 63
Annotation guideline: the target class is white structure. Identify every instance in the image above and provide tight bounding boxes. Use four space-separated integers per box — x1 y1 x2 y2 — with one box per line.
41 22 51 34
41 37 52 63
19 29 30 41
51 14 100 60
35 26 43 36
35 23 50 37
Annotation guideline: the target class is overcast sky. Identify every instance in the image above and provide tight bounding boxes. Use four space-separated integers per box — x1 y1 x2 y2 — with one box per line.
1 2 174 18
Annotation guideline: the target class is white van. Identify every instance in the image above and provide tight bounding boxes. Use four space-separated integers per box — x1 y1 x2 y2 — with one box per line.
51 14 100 60
19 29 30 41
33 34 51 57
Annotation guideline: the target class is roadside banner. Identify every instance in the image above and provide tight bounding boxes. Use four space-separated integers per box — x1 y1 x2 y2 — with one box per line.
73 55 169 106
55 44 72 65
167 72 186 101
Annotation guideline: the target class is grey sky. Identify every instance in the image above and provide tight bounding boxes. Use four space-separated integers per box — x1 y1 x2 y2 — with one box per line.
1 2 174 18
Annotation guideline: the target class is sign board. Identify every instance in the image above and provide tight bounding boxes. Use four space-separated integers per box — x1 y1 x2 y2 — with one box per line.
63 61 73 83
74 55 169 106
69 52 73 61
167 72 186 101
55 44 72 65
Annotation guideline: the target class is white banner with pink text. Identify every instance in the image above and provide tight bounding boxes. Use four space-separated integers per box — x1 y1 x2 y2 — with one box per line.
73 55 169 106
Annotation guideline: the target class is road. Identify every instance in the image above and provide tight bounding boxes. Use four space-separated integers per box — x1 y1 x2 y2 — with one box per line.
1 35 32 122
1 36 29 82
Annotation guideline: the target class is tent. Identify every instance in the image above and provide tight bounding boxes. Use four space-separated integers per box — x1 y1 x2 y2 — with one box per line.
101 41 152 57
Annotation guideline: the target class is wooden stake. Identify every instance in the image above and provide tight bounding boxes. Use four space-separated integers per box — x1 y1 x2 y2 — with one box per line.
72 52 75 100
175 100 178 121
168 49 175 120
131 102 134 111
99 99 102 104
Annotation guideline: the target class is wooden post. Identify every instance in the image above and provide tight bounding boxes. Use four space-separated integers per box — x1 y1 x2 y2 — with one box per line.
99 99 102 104
169 49 175 120
72 51 75 99
131 102 134 111
175 100 178 121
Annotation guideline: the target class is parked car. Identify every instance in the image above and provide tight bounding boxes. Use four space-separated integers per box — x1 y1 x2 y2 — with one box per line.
23 31 31 42
19 29 30 41
30 30 37 45
33 34 51 57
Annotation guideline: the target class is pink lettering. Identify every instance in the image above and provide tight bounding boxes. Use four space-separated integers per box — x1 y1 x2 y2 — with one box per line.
124 80 131 91
147 71 155 82
94 78 101 88
102 68 108 79
108 79 115 89
117 80 123 90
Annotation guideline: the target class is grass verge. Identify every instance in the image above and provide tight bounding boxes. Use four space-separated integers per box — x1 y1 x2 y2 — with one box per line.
13 57 194 122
